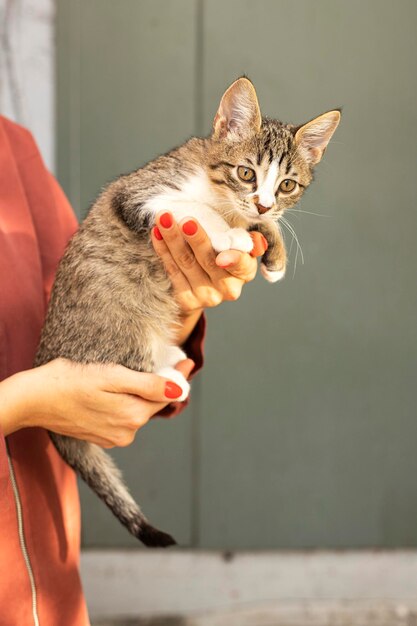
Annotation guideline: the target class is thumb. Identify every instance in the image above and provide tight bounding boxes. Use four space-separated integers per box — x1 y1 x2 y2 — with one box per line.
174 358 195 380
105 365 187 402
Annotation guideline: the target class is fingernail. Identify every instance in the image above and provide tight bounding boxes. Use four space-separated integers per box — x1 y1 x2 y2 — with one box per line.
153 226 163 241
218 261 233 268
182 220 198 236
165 381 183 399
160 212 173 229
260 234 268 251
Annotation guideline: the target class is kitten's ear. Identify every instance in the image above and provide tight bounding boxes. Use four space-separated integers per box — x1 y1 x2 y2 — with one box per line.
212 77 262 140
294 110 341 165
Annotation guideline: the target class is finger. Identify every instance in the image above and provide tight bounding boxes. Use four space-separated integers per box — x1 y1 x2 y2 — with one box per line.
216 249 241 268
103 365 186 402
151 226 193 296
215 249 258 282
179 218 248 304
178 217 228 283
93 436 121 449
215 232 266 267
155 212 211 288
174 358 195 379
132 359 196 423
249 231 268 258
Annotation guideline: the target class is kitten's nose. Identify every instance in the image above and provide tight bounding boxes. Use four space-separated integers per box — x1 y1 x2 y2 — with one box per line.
256 202 271 215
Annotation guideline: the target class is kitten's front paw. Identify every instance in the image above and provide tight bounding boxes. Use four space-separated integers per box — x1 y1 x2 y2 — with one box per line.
210 232 233 253
228 228 254 253
210 228 254 254
261 262 286 283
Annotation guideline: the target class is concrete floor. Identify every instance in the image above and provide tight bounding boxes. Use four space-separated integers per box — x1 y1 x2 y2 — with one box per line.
92 602 417 626
84 550 417 625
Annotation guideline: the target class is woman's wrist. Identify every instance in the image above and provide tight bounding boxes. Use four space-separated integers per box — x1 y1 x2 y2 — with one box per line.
0 370 33 436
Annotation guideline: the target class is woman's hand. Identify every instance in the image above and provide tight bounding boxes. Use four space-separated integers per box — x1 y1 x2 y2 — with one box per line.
151 212 267 344
0 357 194 447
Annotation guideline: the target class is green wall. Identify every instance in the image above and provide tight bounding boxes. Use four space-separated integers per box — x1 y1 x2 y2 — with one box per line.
57 0 417 549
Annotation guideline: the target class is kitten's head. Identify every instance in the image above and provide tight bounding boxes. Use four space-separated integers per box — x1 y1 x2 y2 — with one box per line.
207 77 340 224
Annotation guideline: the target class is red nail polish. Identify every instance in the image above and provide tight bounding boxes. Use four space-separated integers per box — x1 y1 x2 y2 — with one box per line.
182 220 198 236
153 226 163 241
160 212 173 229
165 381 183 399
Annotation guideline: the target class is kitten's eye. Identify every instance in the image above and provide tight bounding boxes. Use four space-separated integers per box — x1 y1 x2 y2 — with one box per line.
279 179 297 193
237 166 256 183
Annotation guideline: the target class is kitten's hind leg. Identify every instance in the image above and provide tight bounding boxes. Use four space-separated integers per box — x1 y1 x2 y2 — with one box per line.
252 221 287 282
154 344 190 402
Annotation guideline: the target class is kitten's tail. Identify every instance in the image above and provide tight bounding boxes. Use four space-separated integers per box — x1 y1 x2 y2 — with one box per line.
50 432 176 548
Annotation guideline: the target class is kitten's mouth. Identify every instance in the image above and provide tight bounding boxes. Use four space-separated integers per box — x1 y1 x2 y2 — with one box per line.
250 195 276 216
256 203 271 215
251 202 277 217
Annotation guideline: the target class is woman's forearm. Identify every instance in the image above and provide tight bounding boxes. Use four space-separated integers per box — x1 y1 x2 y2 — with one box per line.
0 359 194 447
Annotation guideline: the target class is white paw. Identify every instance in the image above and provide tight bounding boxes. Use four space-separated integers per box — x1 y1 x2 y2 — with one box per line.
163 346 187 369
210 232 233 253
156 367 190 402
210 228 253 253
260 263 286 283
228 228 254 253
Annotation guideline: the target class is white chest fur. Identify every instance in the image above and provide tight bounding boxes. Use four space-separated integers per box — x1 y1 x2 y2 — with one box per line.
143 169 254 254
144 169 226 231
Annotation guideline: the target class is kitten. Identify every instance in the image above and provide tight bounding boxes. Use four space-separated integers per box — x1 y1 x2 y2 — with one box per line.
35 78 340 547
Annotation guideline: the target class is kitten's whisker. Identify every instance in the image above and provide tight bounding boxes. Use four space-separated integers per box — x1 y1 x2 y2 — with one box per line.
279 216 304 275
286 209 331 218
278 218 297 271
282 217 304 264
217 203 256 220
171 198 245 221
280 219 299 276
285 221 295 256
287 221 304 271
277 220 297 272
218 207 243 219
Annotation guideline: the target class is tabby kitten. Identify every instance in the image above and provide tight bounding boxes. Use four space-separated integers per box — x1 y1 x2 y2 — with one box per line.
35 78 340 547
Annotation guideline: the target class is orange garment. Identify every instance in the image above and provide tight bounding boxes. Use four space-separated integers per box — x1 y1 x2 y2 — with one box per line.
0 116 205 625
